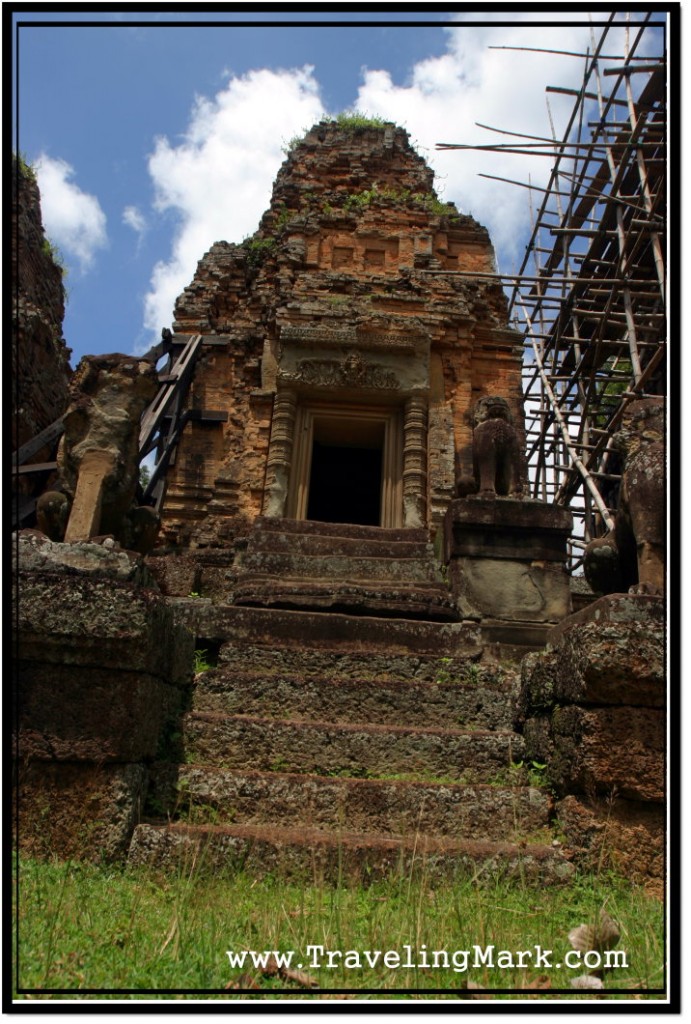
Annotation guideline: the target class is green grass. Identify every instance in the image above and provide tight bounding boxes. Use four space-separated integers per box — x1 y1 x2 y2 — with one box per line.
12 855 665 1001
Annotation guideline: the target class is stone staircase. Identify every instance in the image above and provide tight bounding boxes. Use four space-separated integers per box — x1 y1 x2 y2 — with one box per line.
229 518 459 621
128 520 574 884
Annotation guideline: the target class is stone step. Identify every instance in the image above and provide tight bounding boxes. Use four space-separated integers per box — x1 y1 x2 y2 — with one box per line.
149 764 551 841
128 821 574 885
231 577 459 621
244 530 432 560
182 712 524 782
172 601 481 654
251 517 430 545
238 551 443 583
194 660 517 731
216 641 493 683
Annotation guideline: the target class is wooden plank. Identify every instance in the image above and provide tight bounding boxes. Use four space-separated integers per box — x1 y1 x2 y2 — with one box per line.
13 461 58 476
13 417 64 467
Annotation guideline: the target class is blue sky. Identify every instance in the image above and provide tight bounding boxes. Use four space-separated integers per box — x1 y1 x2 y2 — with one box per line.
13 9 668 367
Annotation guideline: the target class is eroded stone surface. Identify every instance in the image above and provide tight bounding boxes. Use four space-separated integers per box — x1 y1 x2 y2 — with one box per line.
182 711 523 783
14 530 152 584
529 705 665 802
159 121 524 547
15 762 147 863
197 647 517 730
151 764 551 841
14 557 194 861
12 156 71 456
518 598 666 887
15 662 183 763
445 497 572 624
556 795 664 895
55 352 160 547
128 821 574 886
16 570 193 683
518 617 665 714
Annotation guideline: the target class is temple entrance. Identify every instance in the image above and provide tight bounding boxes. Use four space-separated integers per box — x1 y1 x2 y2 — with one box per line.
287 403 404 527
306 420 384 526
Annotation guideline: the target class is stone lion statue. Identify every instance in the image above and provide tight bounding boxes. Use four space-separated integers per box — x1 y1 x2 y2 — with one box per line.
584 397 665 596
467 395 524 498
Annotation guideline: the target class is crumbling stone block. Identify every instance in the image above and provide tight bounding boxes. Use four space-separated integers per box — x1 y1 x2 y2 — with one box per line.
14 663 183 763
518 595 666 889
13 534 194 862
445 497 572 625
517 615 665 719
556 795 664 895
15 762 148 863
548 705 664 802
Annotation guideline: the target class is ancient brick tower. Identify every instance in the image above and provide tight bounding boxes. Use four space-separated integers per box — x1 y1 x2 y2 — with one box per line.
160 121 525 548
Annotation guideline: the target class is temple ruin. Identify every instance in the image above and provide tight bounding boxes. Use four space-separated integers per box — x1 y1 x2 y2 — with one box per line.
157 120 525 547
13 19 668 907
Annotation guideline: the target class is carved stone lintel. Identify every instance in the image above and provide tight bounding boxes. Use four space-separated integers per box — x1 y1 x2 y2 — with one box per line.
289 351 400 391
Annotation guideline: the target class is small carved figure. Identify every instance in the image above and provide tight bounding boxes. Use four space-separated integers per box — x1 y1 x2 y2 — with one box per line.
584 397 664 596
36 490 70 541
470 396 524 498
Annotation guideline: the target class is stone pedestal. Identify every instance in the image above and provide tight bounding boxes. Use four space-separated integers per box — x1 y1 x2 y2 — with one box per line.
517 594 665 889
13 532 194 861
444 497 573 636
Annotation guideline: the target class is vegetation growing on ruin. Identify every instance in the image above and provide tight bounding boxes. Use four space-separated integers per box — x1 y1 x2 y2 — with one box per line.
331 111 389 130
40 237 68 280
13 855 664 999
340 186 456 218
241 235 277 269
16 151 37 182
282 112 389 154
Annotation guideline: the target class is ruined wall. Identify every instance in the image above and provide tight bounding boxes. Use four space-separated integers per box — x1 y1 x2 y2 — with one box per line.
160 122 523 548
13 532 193 861
517 595 665 891
12 155 72 453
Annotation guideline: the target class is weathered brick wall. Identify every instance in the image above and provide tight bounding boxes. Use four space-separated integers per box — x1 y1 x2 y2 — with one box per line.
160 122 524 547
12 155 71 454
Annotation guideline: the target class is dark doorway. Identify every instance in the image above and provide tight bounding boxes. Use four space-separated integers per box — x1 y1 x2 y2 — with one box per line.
307 439 383 525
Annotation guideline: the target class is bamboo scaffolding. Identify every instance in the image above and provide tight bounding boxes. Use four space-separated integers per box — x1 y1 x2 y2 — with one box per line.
477 15 667 565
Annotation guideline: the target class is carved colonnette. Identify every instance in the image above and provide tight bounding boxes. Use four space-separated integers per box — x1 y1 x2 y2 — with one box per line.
262 389 298 518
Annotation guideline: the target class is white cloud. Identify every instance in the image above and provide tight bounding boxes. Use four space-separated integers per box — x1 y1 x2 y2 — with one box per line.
34 154 107 273
354 19 613 273
123 204 147 236
142 65 324 341
139 17 664 343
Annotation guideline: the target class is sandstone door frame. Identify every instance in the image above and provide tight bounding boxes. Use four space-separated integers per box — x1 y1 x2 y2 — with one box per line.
262 388 429 529
286 401 404 528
